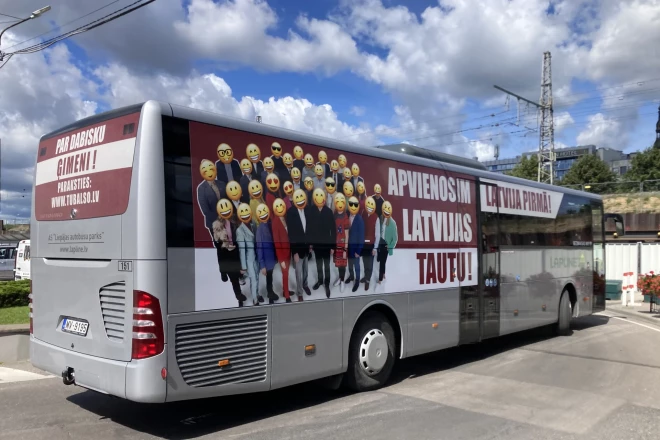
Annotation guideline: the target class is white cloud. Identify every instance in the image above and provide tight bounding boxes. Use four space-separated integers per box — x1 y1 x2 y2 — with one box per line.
554 111 575 134
349 106 366 116
576 113 628 150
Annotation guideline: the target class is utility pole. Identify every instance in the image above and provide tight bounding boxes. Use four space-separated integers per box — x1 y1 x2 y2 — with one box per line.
494 51 556 184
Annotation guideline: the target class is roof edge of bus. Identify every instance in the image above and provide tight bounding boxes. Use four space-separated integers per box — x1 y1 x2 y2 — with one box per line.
39 102 147 142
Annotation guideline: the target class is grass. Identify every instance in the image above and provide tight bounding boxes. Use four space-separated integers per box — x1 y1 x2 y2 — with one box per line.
603 192 660 213
0 306 29 325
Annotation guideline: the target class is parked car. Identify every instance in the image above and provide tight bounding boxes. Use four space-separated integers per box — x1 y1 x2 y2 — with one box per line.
0 243 17 280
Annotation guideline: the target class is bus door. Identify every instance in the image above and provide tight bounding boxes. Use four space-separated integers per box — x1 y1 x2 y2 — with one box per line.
479 182 500 341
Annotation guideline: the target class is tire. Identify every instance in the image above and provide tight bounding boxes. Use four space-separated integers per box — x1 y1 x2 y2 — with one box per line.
346 311 396 392
555 290 572 336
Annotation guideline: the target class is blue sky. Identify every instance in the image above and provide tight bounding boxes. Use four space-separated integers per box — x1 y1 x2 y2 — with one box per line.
0 0 659 217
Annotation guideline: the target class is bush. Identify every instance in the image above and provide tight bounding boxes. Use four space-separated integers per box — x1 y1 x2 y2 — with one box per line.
0 280 30 308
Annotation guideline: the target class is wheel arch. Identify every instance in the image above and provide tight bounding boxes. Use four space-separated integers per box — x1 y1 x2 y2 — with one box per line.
349 300 404 361
561 282 578 316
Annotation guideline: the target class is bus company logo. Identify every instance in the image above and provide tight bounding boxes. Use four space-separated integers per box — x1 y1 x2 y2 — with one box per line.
70 208 78 219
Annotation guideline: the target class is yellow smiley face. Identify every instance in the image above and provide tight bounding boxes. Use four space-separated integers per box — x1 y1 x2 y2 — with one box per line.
356 181 365 195
313 188 326 208
283 153 293 167
365 196 376 215
374 183 382 195
325 177 336 194
216 198 234 220
304 153 314 168
334 193 346 213
348 196 360 215
314 164 324 178
271 142 283 158
273 198 287 217
291 167 301 182
238 203 252 223
293 145 304 160
304 177 314 191
343 168 352 180
338 154 347 168
318 150 328 165
226 181 242 201
330 160 339 172
382 201 393 218
200 159 217 181
240 158 252 175
351 163 360 177
256 203 270 223
343 181 354 197
263 156 275 172
246 143 261 163
293 189 307 209
248 179 263 199
217 143 233 164
266 173 280 192
283 181 294 196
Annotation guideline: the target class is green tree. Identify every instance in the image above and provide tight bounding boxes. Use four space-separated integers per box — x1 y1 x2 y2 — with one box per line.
560 154 618 194
624 147 660 191
506 155 538 181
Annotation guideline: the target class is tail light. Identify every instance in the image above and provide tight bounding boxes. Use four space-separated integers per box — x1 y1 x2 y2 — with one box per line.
29 280 33 334
131 290 164 360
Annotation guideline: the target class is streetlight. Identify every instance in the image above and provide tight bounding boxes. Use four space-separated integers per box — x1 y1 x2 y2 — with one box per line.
0 6 51 55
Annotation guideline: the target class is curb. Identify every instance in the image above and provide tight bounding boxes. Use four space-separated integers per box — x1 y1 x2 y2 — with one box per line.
602 304 660 328
0 325 30 336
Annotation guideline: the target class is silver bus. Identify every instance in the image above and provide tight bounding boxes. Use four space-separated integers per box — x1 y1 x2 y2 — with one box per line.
30 101 607 403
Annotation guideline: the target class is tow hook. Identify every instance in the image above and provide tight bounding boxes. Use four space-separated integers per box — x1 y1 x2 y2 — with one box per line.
62 367 75 386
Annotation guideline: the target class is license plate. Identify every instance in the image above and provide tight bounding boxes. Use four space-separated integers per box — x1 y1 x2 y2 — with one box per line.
61 318 89 336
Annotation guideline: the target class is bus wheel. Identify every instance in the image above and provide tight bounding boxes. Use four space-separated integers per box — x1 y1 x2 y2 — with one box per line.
556 290 572 336
346 311 396 392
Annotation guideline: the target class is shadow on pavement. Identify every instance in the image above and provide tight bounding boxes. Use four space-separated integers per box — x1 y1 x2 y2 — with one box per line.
66 315 608 439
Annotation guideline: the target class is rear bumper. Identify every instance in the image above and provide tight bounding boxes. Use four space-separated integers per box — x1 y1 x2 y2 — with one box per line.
30 336 167 403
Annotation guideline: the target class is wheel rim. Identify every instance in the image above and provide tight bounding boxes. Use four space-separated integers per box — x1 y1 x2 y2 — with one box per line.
359 329 388 375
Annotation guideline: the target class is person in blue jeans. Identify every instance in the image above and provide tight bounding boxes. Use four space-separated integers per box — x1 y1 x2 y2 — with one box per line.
255 203 279 304
346 196 365 293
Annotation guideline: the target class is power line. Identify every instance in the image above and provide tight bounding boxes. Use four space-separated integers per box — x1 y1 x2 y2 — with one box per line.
0 12 21 20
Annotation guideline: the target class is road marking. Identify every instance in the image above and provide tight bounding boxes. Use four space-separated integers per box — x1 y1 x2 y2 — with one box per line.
602 314 660 333
0 367 54 384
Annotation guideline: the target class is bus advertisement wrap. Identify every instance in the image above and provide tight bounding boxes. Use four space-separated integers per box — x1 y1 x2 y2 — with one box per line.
190 122 478 311
33 113 139 221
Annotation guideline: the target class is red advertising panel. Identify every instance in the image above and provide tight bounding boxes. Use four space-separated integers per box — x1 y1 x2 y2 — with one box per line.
34 113 140 221
190 121 478 311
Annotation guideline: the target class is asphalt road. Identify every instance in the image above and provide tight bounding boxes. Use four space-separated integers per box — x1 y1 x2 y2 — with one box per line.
2 312 660 440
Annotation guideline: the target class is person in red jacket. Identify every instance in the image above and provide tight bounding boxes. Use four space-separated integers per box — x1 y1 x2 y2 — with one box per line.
271 197 292 302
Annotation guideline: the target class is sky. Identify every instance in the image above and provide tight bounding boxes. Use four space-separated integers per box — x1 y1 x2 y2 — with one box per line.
0 0 659 219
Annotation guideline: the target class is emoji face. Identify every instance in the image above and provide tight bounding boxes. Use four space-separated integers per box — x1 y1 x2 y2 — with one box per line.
382 201 393 218
334 193 346 213
304 177 314 192
273 198 287 217
240 158 252 175
348 196 360 215
313 188 326 208
330 160 339 172
216 198 233 220
293 189 307 209
293 145 304 160
266 173 280 192
283 181 294 196
338 154 347 168
291 167 301 183
271 142 283 158
351 163 360 177
365 196 376 215
325 177 336 194
256 203 270 223
343 168 351 181
263 156 275 172
374 183 382 196
199 159 217 181
343 181 354 197
226 181 242 201
246 143 261 163
217 143 234 164
283 153 293 168
318 150 328 165
314 164 324 178
248 179 263 200
356 181 365 195
304 153 314 168
238 203 252 223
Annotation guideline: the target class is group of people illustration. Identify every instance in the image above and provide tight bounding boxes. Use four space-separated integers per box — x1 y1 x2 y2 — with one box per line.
196 141 398 307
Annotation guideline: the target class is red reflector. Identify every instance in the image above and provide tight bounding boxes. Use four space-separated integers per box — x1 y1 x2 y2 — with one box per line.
131 291 164 360
161 368 167 379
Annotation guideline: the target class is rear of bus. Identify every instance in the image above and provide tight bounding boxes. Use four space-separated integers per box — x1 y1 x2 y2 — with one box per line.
30 101 170 403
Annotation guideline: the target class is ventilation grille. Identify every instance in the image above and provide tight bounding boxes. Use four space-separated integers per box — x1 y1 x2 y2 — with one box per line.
175 315 268 388
99 281 126 342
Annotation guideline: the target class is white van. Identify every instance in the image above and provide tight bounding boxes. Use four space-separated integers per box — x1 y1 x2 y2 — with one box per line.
14 240 30 280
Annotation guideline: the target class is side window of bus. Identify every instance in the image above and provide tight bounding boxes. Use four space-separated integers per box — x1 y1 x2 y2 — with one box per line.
556 195 592 246
162 116 194 247
24 246 30 261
